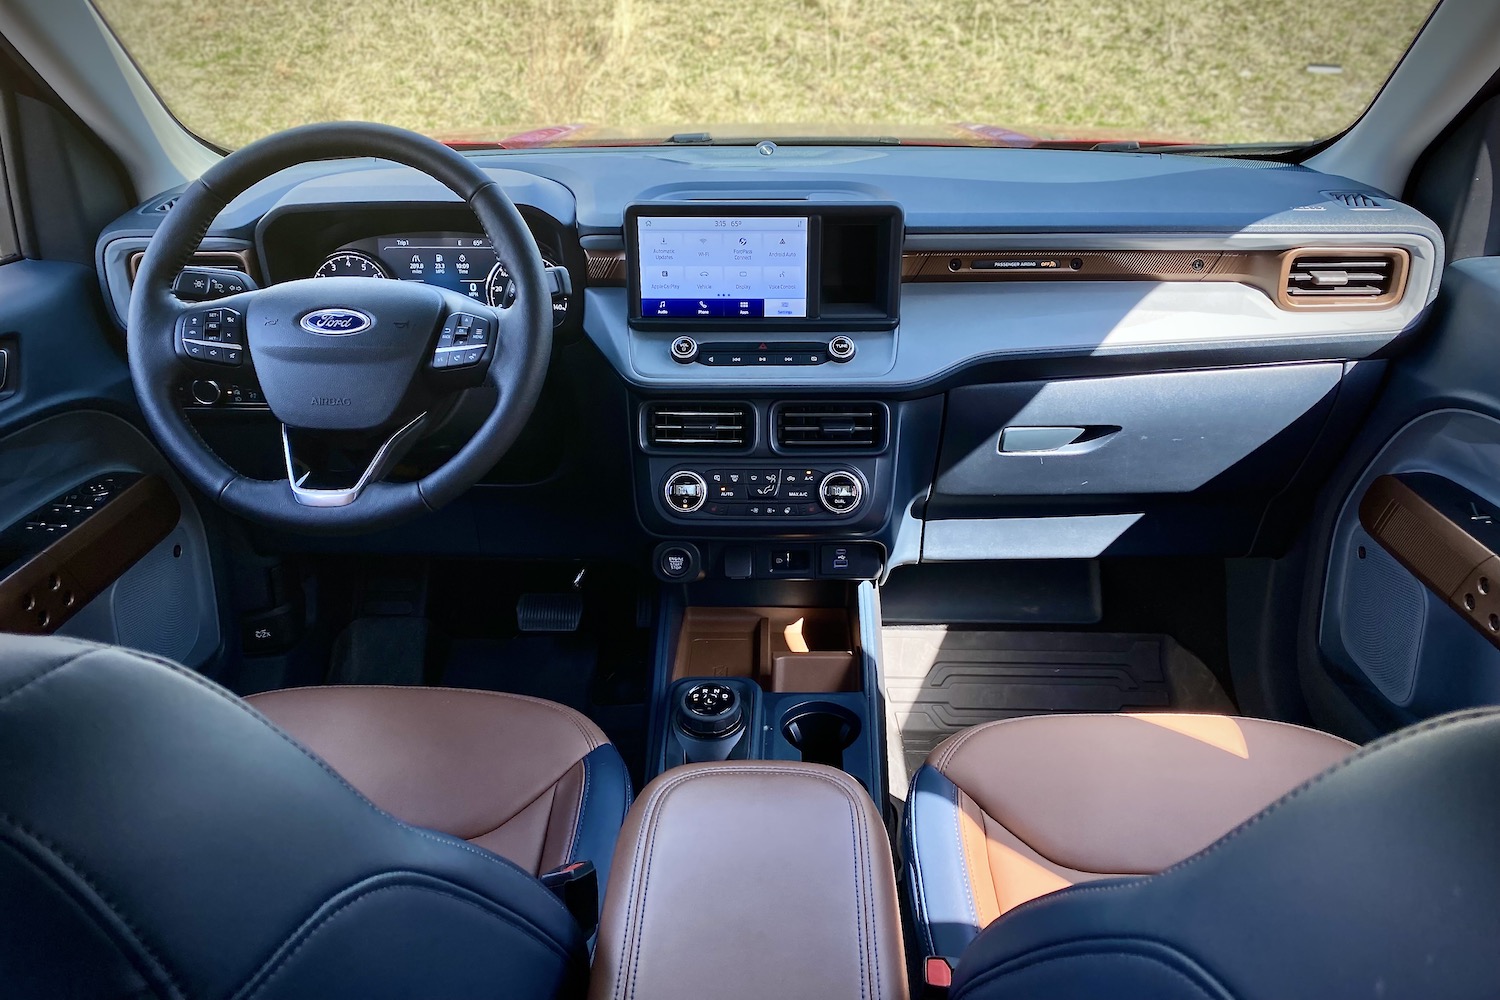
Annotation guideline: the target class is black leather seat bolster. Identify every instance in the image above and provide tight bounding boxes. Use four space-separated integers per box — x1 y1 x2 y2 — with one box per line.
951 708 1500 1000
0 634 587 1000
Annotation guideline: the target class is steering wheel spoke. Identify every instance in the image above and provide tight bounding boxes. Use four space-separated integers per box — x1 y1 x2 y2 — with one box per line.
172 289 259 374
282 413 429 508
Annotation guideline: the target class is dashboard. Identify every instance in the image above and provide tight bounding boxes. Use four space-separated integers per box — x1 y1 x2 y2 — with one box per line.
93 144 1447 577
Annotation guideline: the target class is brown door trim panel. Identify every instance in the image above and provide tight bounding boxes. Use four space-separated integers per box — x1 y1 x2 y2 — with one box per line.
1359 473 1500 646
0 474 181 634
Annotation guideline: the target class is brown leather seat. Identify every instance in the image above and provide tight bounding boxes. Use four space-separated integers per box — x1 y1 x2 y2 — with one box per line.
903 712 1356 958
248 685 632 890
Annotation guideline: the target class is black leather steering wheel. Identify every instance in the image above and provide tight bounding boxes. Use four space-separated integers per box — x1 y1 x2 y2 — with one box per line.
128 122 551 533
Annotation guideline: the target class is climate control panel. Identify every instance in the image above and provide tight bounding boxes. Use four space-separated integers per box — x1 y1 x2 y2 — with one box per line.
661 465 866 518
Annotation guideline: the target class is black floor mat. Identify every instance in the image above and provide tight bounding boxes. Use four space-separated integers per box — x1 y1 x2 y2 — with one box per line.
327 617 429 686
883 628 1235 785
440 635 597 714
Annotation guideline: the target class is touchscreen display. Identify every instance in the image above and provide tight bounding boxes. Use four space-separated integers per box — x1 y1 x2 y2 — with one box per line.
637 216 809 319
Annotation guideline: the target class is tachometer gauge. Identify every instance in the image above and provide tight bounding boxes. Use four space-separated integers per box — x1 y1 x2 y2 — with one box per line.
314 251 390 279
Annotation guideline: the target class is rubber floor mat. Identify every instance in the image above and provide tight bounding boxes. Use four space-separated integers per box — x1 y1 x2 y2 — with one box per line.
883 629 1234 787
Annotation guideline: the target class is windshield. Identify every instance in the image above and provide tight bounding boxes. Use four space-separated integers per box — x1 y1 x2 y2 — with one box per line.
93 0 1438 151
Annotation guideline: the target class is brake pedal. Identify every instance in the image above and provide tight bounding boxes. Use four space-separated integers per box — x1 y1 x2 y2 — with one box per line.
516 593 583 633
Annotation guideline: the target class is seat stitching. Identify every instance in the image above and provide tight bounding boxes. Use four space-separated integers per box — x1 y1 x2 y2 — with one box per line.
0 642 120 705
954 942 1227 1000
854 785 878 1000
989 706 1500 924
904 776 939 956
564 755 591 865
247 683 605 751
0 813 189 1000
950 780 981 935
617 765 880 1000
235 879 577 1000
933 712 1357 775
44 640 577 915
456 759 585 847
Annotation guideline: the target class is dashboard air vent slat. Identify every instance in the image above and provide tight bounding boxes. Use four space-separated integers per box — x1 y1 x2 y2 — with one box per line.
775 403 886 449
1323 190 1388 210
1283 251 1400 302
646 403 752 448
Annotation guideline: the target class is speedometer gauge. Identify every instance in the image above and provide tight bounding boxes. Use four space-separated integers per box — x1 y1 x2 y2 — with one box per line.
314 251 390 279
484 253 571 327
484 261 516 308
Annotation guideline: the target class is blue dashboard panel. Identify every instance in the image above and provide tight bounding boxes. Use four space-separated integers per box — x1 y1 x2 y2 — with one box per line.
91 144 1448 563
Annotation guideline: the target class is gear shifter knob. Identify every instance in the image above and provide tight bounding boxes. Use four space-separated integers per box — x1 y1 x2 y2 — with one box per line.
677 682 744 740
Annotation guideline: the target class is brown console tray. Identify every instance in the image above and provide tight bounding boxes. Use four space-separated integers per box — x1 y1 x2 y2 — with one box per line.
672 606 860 693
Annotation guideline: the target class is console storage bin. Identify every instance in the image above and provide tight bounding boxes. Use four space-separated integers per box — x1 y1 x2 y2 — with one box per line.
589 761 907 1000
672 605 859 693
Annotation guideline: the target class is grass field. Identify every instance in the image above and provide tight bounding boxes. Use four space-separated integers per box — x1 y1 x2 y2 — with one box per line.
95 0 1435 148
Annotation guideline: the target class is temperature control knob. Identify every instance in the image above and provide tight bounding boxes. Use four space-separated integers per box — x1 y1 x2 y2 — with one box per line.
818 471 863 514
664 471 708 513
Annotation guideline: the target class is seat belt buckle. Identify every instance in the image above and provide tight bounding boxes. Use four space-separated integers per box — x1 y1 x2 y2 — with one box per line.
921 956 954 1000
540 860 598 937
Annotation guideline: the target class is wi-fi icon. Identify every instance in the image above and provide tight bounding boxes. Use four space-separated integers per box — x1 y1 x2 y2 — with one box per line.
699 237 709 244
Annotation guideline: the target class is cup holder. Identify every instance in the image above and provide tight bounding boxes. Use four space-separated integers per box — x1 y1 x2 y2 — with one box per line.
780 701 862 769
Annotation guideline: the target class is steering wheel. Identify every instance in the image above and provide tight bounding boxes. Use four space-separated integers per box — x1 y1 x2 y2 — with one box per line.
128 122 551 534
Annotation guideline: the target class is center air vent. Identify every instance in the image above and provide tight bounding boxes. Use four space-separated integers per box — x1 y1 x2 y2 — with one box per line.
1280 248 1407 309
774 402 887 450
645 402 752 448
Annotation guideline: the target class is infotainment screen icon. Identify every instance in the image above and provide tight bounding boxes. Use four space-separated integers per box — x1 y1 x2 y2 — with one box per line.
636 216 809 319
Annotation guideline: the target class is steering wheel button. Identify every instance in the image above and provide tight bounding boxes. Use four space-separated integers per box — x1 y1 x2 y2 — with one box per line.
183 342 205 359
460 348 484 365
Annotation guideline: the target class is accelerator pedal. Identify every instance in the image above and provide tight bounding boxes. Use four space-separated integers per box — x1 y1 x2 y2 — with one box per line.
517 593 583 633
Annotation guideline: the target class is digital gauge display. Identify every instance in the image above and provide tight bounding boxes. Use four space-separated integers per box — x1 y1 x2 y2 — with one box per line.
376 235 510 303
313 233 569 326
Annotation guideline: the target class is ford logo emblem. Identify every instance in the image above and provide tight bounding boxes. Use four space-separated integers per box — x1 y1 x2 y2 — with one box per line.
299 308 373 336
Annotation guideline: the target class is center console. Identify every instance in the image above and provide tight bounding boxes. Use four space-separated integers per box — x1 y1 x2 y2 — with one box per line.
649 584 886 806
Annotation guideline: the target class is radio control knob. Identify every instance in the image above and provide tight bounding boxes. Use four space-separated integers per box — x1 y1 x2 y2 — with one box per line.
671 336 699 363
190 379 222 405
664 470 708 513
828 336 856 362
818 471 863 514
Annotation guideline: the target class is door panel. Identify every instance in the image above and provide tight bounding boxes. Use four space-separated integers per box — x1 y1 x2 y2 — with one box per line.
1313 258 1500 728
0 258 222 667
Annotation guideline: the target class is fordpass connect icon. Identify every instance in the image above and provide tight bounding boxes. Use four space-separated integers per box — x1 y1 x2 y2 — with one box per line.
299 308 373 336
